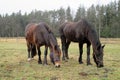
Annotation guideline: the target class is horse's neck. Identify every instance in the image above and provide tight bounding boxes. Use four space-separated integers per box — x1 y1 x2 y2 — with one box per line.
49 46 53 53
88 31 100 50
48 33 57 49
49 40 57 53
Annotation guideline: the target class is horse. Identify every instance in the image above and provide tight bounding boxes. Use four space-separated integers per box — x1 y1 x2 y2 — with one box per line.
59 19 105 68
25 22 61 67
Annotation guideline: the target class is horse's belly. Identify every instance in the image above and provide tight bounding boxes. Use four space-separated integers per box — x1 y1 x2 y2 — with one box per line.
68 38 79 42
65 35 79 42
64 28 79 42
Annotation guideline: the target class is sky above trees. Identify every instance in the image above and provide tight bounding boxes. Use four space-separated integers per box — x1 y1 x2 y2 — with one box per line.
0 0 118 15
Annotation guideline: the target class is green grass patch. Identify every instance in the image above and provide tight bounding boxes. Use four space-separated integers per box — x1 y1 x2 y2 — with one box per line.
0 38 120 80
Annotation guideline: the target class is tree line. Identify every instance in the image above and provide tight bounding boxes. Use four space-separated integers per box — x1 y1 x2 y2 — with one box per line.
0 0 120 38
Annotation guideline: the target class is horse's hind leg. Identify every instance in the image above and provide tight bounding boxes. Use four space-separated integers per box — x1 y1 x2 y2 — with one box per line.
43 46 48 65
79 43 83 64
27 43 32 61
86 43 92 65
37 46 42 64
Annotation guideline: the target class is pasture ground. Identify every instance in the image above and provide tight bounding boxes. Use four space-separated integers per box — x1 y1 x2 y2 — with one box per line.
0 38 120 80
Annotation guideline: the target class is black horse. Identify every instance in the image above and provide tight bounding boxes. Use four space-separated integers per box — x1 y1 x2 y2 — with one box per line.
25 22 61 67
59 19 105 68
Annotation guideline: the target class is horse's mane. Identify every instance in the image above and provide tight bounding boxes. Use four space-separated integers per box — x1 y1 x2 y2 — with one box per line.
38 22 51 33
37 22 58 47
49 31 58 47
78 19 101 48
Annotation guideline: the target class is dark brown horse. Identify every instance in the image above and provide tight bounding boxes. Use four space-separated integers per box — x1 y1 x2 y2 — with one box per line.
25 22 61 67
59 19 105 68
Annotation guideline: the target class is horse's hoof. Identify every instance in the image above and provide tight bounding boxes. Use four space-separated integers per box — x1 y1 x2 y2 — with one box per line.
31 58 34 60
65 59 68 62
38 61 42 64
87 63 92 65
43 64 48 66
52 61 55 65
62 58 65 61
62 59 68 62
43 63 48 65
62 57 68 62
65 56 69 59
79 61 83 64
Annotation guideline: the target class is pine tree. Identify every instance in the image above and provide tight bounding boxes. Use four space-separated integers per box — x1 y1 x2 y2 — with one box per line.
66 6 73 21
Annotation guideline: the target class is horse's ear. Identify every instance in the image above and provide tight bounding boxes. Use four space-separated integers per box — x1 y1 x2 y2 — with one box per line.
102 45 105 49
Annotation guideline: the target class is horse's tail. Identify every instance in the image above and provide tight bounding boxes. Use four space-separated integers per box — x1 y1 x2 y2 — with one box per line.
31 45 37 58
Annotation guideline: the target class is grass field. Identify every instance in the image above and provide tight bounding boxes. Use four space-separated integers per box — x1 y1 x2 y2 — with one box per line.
0 38 120 80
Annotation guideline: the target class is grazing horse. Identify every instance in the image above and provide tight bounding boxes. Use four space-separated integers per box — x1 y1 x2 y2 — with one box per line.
25 22 61 67
59 19 105 68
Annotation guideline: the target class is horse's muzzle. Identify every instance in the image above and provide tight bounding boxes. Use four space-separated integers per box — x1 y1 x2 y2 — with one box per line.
55 64 60 68
55 62 61 68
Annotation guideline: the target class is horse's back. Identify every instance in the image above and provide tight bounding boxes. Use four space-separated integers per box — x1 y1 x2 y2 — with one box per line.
59 22 79 41
59 19 94 42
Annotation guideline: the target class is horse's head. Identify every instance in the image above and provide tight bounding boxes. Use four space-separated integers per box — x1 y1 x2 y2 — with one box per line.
49 33 61 68
50 45 61 68
93 44 105 68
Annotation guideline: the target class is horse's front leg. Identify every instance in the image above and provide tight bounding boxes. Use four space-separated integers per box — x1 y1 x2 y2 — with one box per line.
65 41 71 59
43 46 48 65
79 43 83 64
61 36 66 61
87 43 92 65
37 46 42 64
31 45 37 58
